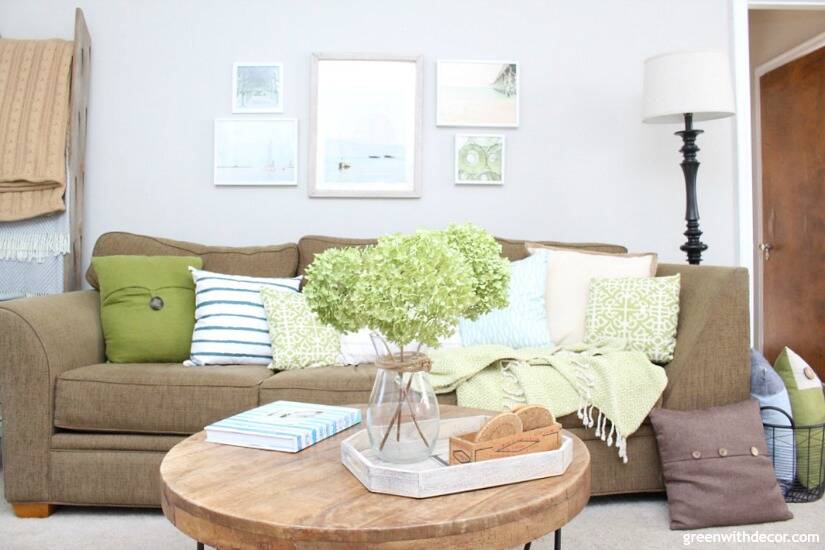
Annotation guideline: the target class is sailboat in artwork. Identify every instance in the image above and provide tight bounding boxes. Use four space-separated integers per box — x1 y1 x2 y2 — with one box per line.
264 139 276 172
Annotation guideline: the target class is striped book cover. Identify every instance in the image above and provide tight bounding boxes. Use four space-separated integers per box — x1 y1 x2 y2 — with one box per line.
205 401 362 453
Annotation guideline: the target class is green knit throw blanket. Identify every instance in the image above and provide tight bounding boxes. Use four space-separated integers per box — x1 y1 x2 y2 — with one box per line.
428 338 667 463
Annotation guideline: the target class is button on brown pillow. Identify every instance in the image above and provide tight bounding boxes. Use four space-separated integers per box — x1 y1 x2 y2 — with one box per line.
649 399 792 530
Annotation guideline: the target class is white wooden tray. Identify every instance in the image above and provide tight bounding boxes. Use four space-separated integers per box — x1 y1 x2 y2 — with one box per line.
340 415 573 498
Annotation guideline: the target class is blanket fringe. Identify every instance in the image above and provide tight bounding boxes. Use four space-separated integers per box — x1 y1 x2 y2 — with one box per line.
500 360 528 410
571 354 629 462
0 232 70 262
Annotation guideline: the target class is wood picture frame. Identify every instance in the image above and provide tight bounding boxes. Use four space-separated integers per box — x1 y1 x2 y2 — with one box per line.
308 53 423 198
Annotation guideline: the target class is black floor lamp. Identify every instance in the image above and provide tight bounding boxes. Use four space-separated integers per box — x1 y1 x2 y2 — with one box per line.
642 51 735 265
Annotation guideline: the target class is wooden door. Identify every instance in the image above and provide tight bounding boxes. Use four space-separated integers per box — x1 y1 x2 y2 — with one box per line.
760 45 825 377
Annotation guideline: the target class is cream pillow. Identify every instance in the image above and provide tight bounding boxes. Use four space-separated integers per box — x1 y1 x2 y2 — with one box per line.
526 244 657 345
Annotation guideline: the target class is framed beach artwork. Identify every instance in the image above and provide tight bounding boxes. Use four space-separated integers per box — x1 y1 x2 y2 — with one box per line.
437 60 519 127
454 134 505 185
232 62 284 113
213 118 297 186
309 53 423 198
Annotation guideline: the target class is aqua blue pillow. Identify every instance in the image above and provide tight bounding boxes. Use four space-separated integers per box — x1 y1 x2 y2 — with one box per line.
459 252 552 348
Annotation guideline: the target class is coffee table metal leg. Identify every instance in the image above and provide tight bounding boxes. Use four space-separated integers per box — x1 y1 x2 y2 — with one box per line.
555 528 561 549
196 542 204 550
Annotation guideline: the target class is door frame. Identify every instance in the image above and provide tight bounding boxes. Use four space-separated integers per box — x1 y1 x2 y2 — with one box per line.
731 0 825 349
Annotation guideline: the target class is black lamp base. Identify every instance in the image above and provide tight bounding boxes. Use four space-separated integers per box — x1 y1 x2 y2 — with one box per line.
675 113 708 265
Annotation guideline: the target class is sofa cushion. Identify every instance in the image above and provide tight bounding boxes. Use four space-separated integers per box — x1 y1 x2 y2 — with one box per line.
458 253 552 347
495 237 627 262
54 363 273 434
773 347 825 489
585 274 680 364
259 364 459 406
297 234 628 275
86 232 299 289
650 400 792 529
186 268 302 366
297 235 377 275
93 255 203 363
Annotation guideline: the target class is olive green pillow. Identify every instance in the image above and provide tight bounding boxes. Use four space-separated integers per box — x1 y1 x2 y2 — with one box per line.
773 347 825 489
92 255 203 363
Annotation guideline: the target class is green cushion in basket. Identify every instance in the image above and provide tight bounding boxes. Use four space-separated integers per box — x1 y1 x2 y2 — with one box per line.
774 347 825 490
92 255 203 363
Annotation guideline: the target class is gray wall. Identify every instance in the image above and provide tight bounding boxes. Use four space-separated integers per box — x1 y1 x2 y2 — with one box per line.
0 0 739 271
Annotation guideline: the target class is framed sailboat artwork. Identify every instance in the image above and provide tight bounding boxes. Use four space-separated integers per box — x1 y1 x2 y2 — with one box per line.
213 118 298 186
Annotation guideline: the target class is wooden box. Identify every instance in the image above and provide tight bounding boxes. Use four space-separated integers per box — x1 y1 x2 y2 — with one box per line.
340 415 573 498
449 421 562 465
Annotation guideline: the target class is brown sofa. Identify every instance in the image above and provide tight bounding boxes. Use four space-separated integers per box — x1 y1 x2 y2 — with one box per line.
0 232 751 516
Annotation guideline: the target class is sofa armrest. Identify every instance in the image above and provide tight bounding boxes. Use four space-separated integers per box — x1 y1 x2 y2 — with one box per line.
656 264 750 411
0 290 104 502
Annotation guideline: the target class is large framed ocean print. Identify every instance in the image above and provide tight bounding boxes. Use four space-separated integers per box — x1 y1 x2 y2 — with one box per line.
309 54 423 198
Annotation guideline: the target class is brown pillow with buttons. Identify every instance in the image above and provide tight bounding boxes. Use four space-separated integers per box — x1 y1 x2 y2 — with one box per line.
649 399 792 530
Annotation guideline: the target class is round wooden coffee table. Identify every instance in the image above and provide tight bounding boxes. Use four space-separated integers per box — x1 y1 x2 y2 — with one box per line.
160 405 590 550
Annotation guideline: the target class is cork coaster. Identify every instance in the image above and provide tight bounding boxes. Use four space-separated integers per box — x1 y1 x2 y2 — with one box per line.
475 412 523 442
514 405 554 431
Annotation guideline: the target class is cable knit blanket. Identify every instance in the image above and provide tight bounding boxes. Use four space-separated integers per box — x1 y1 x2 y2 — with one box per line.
0 39 73 221
428 339 667 462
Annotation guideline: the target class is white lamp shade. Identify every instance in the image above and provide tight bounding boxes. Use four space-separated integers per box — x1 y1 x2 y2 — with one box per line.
642 50 735 124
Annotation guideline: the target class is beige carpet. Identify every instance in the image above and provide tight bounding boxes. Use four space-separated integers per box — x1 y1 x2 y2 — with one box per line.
1 466 823 550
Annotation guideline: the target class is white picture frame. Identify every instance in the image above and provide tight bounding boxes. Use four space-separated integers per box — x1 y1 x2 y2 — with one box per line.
232 62 284 113
309 53 423 198
213 118 298 186
454 134 505 185
437 60 519 127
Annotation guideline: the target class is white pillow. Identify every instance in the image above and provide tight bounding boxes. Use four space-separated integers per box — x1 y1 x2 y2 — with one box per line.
526 244 657 345
185 268 302 366
338 328 462 365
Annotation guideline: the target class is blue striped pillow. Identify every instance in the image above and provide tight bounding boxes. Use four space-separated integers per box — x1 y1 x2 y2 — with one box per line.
185 268 302 366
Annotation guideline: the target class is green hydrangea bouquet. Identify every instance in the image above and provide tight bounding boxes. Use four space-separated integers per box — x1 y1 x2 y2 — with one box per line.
303 223 510 352
303 223 510 463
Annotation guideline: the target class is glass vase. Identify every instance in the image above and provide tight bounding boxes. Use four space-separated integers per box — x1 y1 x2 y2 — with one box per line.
366 333 440 463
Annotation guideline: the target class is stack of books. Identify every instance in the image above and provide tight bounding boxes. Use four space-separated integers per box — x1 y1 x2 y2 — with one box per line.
205 401 361 452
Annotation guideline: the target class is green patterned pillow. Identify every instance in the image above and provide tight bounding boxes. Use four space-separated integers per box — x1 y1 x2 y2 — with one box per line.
585 274 680 364
260 287 341 370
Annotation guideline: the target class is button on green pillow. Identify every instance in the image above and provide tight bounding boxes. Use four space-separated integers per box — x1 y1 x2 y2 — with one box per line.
92 255 203 363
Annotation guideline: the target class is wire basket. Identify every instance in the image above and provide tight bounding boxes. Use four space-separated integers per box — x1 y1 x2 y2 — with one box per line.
761 404 825 503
